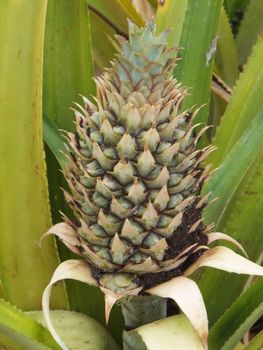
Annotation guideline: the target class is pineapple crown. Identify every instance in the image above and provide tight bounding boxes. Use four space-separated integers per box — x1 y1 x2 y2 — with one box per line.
113 20 174 86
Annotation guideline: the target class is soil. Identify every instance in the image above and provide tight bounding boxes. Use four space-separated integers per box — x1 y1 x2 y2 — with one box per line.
138 248 206 290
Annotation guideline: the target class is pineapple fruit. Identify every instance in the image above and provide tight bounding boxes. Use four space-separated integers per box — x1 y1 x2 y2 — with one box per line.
62 21 211 289
43 22 263 350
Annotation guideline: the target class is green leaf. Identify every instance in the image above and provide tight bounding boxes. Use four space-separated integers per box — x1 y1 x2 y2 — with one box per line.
208 278 263 350
215 6 239 86
156 0 188 48
43 115 67 169
123 315 204 350
209 6 238 135
204 107 263 227
88 0 145 73
89 9 118 72
29 311 120 350
199 107 263 325
44 0 95 133
236 0 263 66
88 0 144 35
0 299 60 350
0 0 67 310
208 37 263 168
174 0 223 125
245 330 263 350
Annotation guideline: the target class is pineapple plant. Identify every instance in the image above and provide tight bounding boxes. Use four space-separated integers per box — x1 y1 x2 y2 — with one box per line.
43 21 263 350
2 0 263 349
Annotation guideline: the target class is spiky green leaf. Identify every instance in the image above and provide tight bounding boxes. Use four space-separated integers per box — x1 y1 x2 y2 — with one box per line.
236 0 263 66
208 37 263 167
208 278 263 350
174 0 223 125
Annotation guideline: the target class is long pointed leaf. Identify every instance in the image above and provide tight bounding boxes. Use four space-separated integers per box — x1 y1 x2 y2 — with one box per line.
89 11 117 72
209 278 263 350
43 115 67 169
236 0 263 66
88 0 144 73
208 37 263 167
88 0 144 36
204 107 263 227
44 0 95 132
200 108 263 324
0 299 60 350
0 0 67 310
174 0 223 125
156 0 188 48
215 7 239 86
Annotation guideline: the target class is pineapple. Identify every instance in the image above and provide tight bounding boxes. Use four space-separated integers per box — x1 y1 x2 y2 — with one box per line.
43 22 263 350
63 21 210 287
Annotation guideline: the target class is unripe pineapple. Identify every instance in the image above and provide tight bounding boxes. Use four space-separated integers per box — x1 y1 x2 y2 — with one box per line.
62 21 211 291
43 22 263 350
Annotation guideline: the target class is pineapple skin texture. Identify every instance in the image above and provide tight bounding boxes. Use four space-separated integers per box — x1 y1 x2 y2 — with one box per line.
63 22 211 292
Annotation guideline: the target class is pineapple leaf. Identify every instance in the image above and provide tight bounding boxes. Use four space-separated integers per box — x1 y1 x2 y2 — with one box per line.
215 6 239 87
208 37 263 167
0 298 59 350
200 107 263 325
204 107 263 228
208 278 263 350
42 260 98 350
89 11 117 72
123 315 204 350
88 0 144 72
236 0 263 66
207 232 247 256
156 0 188 48
0 0 68 310
173 0 223 125
147 276 208 348
43 115 67 169
44 0 95 133
186 247 263 277
88 0 144 36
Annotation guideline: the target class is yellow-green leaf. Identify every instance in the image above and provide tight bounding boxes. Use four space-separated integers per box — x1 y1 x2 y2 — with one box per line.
215 7 239 86
200 107 263 325
0 299 60 350
0 0 67 310
174 0 223 125
236 0 263 66
208 278 263 350
156 0 188 48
